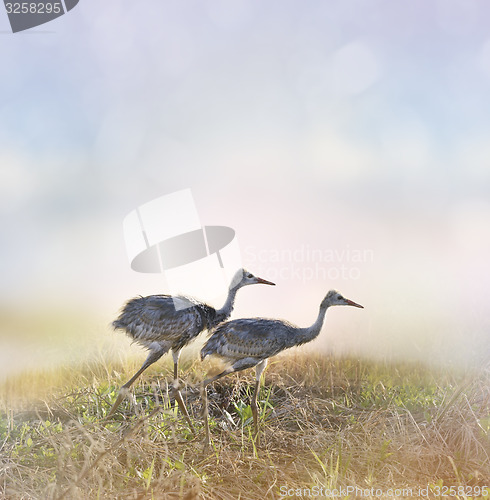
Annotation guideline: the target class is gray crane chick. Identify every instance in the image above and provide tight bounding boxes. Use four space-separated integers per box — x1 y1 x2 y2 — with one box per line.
108 268 275 429
200 290 363 443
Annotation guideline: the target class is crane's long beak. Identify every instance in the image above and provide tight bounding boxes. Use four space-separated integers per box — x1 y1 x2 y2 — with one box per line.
256 277 276 286
345 298 364 308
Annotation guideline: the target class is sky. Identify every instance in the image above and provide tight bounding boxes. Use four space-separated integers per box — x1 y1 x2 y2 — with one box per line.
1 0 490 375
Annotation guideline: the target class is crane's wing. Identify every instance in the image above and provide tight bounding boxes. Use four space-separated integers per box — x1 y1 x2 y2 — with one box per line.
202 318 295 361
113 295 203 344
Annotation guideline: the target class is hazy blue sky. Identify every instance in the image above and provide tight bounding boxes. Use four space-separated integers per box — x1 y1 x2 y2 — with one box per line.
1 1 490 371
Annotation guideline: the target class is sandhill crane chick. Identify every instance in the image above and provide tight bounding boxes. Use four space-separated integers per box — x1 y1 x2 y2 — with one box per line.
200 290 363 443
108 269 275 429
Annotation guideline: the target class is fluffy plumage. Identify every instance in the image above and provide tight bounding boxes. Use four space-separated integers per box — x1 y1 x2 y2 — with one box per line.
201 318 297 362
113 294 220 352
107 268 275 421
200 289 363 444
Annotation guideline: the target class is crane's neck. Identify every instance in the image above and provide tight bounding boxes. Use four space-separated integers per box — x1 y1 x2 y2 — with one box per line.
290 304 329 347
214 284 241 324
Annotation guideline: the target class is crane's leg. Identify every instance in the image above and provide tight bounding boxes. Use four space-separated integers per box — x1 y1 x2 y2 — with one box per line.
251 359 268 437
201 381 211 448
107 345 166 418
170 349 196 436
201 358 261 448
202 366 236 448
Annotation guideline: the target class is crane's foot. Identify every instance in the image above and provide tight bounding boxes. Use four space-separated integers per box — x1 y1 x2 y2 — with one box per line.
252 426 261 446
202 417 212 451
172 387 196 437
200 383 212 450
203 435 211 452
106 388 130 418
251 401 262 445
251 400 258 429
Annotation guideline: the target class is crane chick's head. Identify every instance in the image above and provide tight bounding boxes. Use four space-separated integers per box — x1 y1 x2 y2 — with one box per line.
321 290 364 309
231 268 276 289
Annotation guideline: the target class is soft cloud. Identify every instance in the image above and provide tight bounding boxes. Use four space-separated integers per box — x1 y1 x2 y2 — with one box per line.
0 153 37 214
332 41 380 96
476 39 490 81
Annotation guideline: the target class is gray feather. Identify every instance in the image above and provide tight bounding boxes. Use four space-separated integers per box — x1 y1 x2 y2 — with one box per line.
113 294 218 351
111 268 275 353
201 289 363 369
201 318 298 362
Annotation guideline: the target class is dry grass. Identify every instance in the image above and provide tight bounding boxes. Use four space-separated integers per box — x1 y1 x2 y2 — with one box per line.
1 353 489 499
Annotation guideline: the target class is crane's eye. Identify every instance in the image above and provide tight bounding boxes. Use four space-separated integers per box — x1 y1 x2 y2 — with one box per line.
247 274 253 279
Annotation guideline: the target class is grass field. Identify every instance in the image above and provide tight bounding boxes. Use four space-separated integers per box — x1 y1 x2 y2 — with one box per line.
1 352 489 499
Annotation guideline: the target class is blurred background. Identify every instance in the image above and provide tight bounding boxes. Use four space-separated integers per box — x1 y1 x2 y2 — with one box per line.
1 0 490 379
